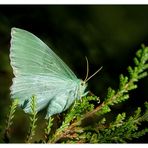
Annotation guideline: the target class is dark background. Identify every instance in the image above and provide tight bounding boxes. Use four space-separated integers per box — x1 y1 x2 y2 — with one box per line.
0 5 148 143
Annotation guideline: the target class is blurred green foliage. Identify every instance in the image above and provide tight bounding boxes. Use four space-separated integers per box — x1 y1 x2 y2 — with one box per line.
0 5 148 143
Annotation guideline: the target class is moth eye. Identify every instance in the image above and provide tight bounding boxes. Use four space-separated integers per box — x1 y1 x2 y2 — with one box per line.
81 82 84 86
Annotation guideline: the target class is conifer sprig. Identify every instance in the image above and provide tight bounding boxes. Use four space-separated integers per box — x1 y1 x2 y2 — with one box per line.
25 96 38 143
44 117 53 143
85 46 148 117
4 99 18 143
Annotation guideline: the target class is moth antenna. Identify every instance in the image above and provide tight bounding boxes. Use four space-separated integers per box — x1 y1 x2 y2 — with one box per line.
84 56 89 81
85 66 103 83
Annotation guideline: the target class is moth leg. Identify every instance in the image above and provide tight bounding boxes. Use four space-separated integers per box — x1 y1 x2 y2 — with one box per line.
88 91 95 96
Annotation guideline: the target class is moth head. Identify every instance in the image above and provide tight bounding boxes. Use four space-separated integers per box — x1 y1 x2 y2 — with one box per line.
78 80 88 98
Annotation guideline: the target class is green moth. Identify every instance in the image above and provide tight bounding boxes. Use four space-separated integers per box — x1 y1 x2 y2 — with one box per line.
10 28 101 118
9 28 88 118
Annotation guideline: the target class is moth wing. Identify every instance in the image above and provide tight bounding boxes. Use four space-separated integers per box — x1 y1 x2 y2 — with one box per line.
10 27 77 79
